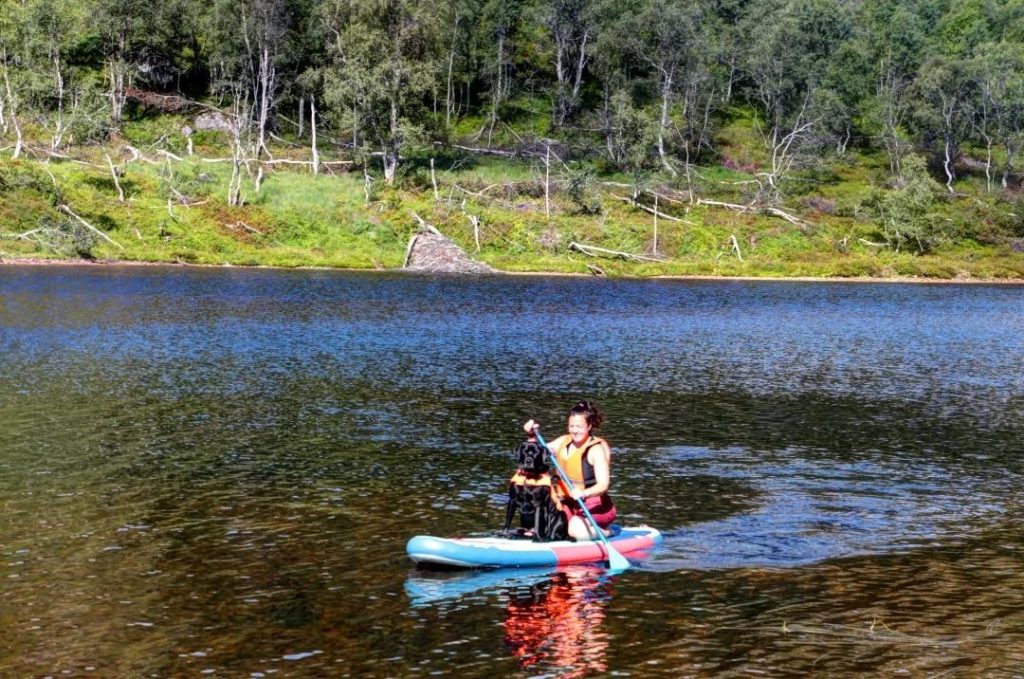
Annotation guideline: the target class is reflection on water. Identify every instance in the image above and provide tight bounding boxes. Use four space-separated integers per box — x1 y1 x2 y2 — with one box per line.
1 265 1023 675
407 566 612 678
504 567 611 677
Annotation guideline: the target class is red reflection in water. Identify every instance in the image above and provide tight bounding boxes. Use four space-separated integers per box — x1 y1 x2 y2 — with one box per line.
503 566 612 677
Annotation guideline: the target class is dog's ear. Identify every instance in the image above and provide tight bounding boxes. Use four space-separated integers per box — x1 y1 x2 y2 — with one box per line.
541 446 554 469
532 442 551 473
513 441 529 467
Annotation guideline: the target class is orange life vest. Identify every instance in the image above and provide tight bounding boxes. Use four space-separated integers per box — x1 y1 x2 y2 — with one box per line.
553 435 606 497
509 471 564 510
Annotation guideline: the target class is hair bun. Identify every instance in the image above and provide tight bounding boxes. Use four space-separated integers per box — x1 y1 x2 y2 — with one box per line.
569 399 604 430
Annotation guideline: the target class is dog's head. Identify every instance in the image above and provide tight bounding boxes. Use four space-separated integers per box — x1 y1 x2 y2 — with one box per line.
514 441 551 474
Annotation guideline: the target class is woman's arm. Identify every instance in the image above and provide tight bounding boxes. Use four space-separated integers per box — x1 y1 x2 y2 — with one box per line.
523 419 567 452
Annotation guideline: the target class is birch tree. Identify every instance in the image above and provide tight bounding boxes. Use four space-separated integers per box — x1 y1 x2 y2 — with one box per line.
914 56 975 193
626 0 706 178
973 42 1024 190
481 0 527 138
861 3 927 181
243 0 290 158
0 2 26 158
323 0 442 185
20 0 84 149
96 0 149 129
589 0 640 164
743 0 851 204
546 0 593 128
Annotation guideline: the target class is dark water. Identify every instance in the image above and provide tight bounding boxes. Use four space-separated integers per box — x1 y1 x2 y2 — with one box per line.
1 265 1022 676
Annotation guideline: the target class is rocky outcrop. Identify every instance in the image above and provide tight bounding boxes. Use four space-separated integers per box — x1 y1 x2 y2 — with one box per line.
194 112 236 133
402 220 494 273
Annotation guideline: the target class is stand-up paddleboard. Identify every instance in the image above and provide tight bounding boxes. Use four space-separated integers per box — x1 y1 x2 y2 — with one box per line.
406 525 662 568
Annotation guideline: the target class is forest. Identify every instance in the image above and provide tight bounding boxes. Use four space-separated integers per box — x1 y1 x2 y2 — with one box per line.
1 0 1024 278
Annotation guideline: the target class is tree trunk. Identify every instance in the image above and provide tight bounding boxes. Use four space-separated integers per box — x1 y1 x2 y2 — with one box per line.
383 146 398 185
446 13 459 130
1003 141 1018 189
107 31 128 129
489 30 505 138
298 93 305 138
652 193 659 255
352 103 359 149
544 143 551 217
571 32 587 105
553 33 565 127
107 56 126 128
0 71 5 135
658 67 676 177
383 96 400 185
940 94 957 194
52 55 65 149
983 133 993 193
943 133 955 193
833 124 849 155
228 138 243 206
257 46 274 159
724 55 736 104
602 85 615 163
1 52 23 160
552 29 588 128
445 45 455 128
310 95 319 176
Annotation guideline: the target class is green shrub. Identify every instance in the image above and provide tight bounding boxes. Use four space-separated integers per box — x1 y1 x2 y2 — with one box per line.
564 162 602 215
859 154 949 254
37 214 98 259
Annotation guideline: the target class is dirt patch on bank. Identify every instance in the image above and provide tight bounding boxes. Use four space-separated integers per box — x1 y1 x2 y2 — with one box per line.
402 229 494 274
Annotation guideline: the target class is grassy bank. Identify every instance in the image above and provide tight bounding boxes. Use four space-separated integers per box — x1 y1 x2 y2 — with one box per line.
2 112 1023 280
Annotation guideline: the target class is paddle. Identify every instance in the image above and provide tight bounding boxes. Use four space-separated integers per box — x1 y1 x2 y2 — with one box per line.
532 427 630 571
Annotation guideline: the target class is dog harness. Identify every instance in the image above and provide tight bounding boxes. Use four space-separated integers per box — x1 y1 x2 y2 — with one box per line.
554 436 606 495
509 471 564 510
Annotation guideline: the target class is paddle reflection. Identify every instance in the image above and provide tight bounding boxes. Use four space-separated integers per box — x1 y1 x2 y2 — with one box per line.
503 566 613 677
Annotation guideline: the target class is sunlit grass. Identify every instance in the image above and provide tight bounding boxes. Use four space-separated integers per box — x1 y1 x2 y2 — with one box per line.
1 109 1022 280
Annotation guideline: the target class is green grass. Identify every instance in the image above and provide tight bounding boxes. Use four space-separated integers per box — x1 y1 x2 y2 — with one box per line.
1 109 1022 280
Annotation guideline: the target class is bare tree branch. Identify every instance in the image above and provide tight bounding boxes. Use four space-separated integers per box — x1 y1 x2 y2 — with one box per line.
58 205 124 250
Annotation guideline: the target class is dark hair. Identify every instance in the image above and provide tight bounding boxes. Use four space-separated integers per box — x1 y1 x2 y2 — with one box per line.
569 400 604 430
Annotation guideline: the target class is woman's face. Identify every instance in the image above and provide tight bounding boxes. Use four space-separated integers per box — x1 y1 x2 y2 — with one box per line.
567 414 591 445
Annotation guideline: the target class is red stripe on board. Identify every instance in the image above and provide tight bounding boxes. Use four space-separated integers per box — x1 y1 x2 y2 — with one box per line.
550 534 657 565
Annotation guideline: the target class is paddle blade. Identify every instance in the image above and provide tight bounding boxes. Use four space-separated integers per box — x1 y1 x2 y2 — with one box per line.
605 544 630 571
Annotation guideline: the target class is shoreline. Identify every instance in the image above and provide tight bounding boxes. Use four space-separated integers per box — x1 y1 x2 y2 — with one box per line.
2 255 1023 285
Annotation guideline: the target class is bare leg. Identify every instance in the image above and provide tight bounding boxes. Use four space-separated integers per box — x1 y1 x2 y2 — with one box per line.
567 515 609 541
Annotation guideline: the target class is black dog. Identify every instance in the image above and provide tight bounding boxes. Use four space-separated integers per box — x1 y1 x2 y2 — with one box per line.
502 441 568 542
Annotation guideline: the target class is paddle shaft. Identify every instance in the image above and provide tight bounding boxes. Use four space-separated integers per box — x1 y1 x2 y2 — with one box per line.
533 428 629 570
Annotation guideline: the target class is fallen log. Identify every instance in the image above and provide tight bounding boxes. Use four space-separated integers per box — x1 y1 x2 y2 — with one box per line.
123 145 161 165
452 143 518 157
696 198 812 227
568 241 661 262
58 204 124 250
728 234 743 261
105 154 125 202
612 194 697 225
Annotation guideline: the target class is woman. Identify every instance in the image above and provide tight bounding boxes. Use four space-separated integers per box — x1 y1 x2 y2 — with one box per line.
523 400 617 540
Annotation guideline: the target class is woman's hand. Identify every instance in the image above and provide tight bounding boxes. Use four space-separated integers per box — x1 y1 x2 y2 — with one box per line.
523 419 539 436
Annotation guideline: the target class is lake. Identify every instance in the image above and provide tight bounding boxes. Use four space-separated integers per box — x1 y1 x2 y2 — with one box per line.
1 265 1022 676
